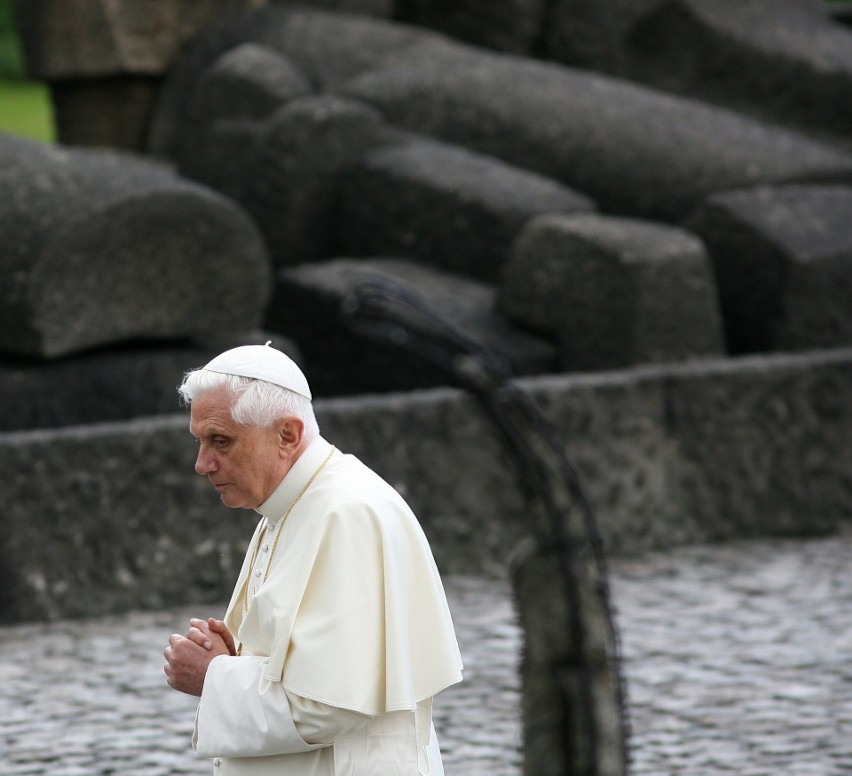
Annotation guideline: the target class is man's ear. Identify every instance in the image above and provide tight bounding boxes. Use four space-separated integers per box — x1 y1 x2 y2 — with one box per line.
278 417 304 457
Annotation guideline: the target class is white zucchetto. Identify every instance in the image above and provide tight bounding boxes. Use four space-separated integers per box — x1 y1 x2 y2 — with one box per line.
203 342 312 400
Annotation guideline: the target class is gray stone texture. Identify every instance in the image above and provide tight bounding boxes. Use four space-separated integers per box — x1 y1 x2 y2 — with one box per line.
0 332 302 432
265 257 556 395
621 0 852 150
242 95 395 267
0 133 271 358
336 136 596 281
684 184 852 354
543 0 666 72
339 45 852 221
175 43 313 199
150 6 852 224
393 0 550 54
498 214 725 370
147 6 434 159
1 347 850 622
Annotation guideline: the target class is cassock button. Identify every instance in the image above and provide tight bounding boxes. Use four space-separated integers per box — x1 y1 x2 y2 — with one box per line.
213 758 221 768
262 544 269 553
255 569 262 578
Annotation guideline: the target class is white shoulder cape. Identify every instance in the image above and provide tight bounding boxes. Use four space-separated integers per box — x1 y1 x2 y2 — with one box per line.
223 439 463 715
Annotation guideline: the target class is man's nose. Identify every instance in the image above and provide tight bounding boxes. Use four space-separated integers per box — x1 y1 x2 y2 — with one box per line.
195 446 216 476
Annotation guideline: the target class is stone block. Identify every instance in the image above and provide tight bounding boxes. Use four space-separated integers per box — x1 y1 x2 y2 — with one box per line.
148 5 430 159
498 213 725 370
336 136 595 281
265 257 557 395
176 43 313 198
336 24 852 221
242 95 394 267
684 184 852 353
622 0 852 150
0 134 271 358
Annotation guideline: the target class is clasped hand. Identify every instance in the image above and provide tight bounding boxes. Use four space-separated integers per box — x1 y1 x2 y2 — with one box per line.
164 618 237 696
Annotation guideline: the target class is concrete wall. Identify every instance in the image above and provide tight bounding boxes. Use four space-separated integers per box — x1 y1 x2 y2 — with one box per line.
2 346 850 624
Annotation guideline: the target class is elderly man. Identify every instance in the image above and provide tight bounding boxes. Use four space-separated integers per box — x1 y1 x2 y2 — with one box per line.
164 343 463 775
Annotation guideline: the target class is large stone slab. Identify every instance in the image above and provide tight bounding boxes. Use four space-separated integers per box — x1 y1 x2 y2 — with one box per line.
0 134 271 358
155 6 852 222
336 136 595 281
265 257 557 395
621 0 852 149
684 184 852 354
340 43 852 221
241 95 394 267
498 213 725 370
2 347 850 622
175 43 313 199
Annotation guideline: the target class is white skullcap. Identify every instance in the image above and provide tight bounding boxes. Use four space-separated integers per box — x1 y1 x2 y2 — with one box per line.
203 342 312 400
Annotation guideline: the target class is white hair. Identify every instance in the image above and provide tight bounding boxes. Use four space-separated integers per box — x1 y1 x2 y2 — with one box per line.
178 369 320 441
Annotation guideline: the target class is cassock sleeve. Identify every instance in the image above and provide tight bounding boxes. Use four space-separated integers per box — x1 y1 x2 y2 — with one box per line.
194 655 374 758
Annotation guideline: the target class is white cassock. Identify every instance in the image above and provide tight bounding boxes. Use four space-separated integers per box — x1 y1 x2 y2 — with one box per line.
193 436 464 775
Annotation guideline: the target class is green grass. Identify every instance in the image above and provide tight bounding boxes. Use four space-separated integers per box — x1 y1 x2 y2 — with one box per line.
0 78 55 142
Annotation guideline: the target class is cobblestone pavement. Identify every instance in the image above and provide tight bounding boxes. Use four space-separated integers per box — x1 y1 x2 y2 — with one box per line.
2 531 851 775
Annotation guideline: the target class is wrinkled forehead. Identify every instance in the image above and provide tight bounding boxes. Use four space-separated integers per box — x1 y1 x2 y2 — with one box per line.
188 386 240 435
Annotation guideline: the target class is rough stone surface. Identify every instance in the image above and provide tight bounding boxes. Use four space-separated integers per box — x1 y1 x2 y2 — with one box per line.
684 184 852 354
242 95 394 267
265 257 557 395
336 136 596 281
623 0 852 149
498 213 725 370
1 348 850 622
0 134 271 358
175 43 313 196
155 7 852 222
394 0 550 54
0 332 302 432
543 0 666 72
338 36 852 221
147 6 431 159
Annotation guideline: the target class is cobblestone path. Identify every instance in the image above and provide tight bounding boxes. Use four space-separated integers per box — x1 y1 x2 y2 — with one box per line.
2 532 850 774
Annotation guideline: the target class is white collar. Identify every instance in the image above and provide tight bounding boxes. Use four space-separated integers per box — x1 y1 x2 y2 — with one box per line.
255 436 334 525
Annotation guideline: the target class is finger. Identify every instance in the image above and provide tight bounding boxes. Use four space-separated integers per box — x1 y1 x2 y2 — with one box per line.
187 626 213 650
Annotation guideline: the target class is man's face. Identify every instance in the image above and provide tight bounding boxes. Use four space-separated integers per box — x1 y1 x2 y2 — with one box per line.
189 387 286 509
